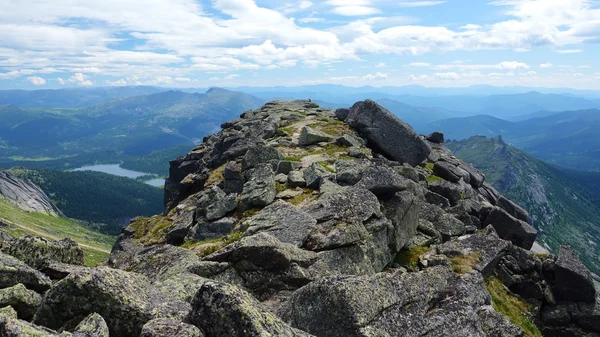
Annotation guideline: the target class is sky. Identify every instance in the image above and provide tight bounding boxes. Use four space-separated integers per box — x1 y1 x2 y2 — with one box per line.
1 0 600 90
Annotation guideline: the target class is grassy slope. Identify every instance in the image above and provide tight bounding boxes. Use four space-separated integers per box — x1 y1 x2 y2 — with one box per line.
0 198 115 266
448 136 600 274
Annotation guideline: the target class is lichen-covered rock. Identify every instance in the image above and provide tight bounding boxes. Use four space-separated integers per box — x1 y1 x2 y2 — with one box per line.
140 318 204 337
241 164 276 208
483 207 537 250
0 252 52 292
381 191 420 252
497 196 530 223
355 165 407 196
1 236 84 269
427 179 463 205
34 267 161 336
242 144 283 170
303 163 332 189
0 283 41 320
553 245 597 303
299 126 333 146
343 100 431 166
72 313 109 337
189 281 313 337
205 193 238 221
0 310 71 337
245 201 317 247
284 266 519 337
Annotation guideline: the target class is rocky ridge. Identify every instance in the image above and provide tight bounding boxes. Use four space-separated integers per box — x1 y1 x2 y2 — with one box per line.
0 99 598 336
0 172 63 217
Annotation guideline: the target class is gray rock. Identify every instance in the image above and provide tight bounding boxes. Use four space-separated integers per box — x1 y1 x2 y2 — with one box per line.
275 173 289 184
355 165 407 196
0 252 52 292
483 207 537 250
242 145 283 170
335 108 350 121
0 171 63 216
336 134 363 148
246 201 317 247
39 260 89 281
426 132 445 144
554 245 597 303
241 164 277 208
73 313 109 337
205 194 238 221
433 161 464 183
287 171 306 188
541 305 571 326
224 161 244 194
303 163 333 189
478 305 524 337
394 164 420 183
497 196 530 223
0 309 69 336
335 159 371 185
345 100 432 166
299 126 333 146
0 283 41 320
189 281 313 337
276 188 304 199
284 266 519 337
319 180 344 195
1 235 84 269
140 318 204 337
190 218 236 241
573 301 600 333
428 179 462 205
277 161 301 175
479 183 500 205
381 192 420 252
425 190 450 208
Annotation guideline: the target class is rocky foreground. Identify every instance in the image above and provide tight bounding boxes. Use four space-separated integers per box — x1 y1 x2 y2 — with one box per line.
0 100 599 336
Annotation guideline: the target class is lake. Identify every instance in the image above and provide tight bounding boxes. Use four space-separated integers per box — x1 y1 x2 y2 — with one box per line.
71 164 164 187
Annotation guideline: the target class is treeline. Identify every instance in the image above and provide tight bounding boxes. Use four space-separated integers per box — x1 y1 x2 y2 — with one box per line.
8 168 163 235
121 145 191 176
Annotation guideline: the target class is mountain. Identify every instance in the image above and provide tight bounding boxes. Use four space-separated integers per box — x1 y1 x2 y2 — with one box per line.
420 115 515 141
6 168 163 234
447 136 600 274
374 98 457 128
0 86 163 108
0 88 264 168
0 171 63 217
1 99 598 336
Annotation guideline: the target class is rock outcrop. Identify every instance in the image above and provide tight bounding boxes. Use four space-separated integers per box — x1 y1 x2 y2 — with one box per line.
0 172 63 217
1 99 598 337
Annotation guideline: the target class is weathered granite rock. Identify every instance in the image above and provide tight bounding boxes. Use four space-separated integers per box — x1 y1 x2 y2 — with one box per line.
205 193 238 221
381 191 420 252
246 201 317 247
72 313 109 337
483 207 537 250
426 132 445 144
428 179 462 205
344 100 432 166
284 266 519 337
2 236 84 269
299 127 333 146
0 283 41 320
241 164 276 208
0 171 63 217
277 161 301 175
242 145 283 170
0 306 70 337
355 165 407 196
189 281 313 337
433 161 465 183
0 252 52 292
287 171 306 188
140 318 204 337
553 245 597 303
303 163 332 189
335 159 371 185
497 196 530 223
189 218 236 241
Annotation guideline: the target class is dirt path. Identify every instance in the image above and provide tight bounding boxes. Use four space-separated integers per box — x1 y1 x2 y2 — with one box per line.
0 217 111 254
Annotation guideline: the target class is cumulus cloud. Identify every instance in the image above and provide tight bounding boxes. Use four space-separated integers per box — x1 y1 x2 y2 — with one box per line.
57 78 65 85
68 73 93 86
556 49 583 54
27 76 46 85
433 72 460 80
540 63 553 68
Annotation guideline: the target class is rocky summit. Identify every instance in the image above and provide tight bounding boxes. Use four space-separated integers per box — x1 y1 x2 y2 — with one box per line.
1 99 599 337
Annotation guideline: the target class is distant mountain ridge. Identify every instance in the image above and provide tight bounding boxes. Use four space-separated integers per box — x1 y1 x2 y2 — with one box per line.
447 136 600 274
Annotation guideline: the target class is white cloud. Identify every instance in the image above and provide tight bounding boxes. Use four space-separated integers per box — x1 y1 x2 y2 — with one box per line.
68 73 93 86
27 76 46 85
540 63 553 68
434 72 460 80
56 78 65 85
409 61 530 70
225 74 239 80
331 6 380 16
556 49 583 54
397 1 446 7
363 72 388 80
407 62 432 67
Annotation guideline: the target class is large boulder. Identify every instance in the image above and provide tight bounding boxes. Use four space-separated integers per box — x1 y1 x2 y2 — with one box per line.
497 196 530 223
0 252 52 292
0 306 69 337
483 207 537 250
381 191 420 252
189 281 313 337
343 100 431 166
34 267 170 337
140 318 204 337
241 164 277 208
2 236 84 269
0 283 42 320
245 201 317 247
553 245 597 303
283 266 519 337
242 145 283 170
355 165 407 196
72 313 109 337
299 127 333 146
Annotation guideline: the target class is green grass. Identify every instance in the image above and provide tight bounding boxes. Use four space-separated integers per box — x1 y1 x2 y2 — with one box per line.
450 253 480 274
289 188 315 206
424 162 435 171
485 277 543 337
426 175 443 183
129 216 173 246
395 246 429 267
0 198 115 266
182 232 245 257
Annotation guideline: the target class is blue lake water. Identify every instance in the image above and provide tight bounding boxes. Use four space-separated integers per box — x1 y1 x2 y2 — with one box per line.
71 164 164 187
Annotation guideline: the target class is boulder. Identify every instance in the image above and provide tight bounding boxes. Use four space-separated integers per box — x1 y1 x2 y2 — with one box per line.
335 108 350 121
140 318 204 337
497 196 530 223
553 245 597 303
72 313 109 337
242 145 283 170
483 207 537 250
0 283 41 320
277 161 301 175
336 134 363 148
303 163 333 189
428 180 462 205
381 192 420 252
0 307 69 337
287 171 306 188
189 281 313 337
284 266 519 337
246 201 317 247
34 267 161 336
2 236 84 269
299 127 334 146
205 194 238 221
479 184 500 205
433 161 465 183
345 100 432 166
355 166 407 196
335 159 371 185
425 191 450 208
0 252 52 292
426 132 444 144
241 164 276 208
190 218 236 242
224 161 244 194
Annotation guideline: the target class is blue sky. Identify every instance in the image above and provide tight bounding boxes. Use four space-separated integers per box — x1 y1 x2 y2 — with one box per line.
1 0 600 89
